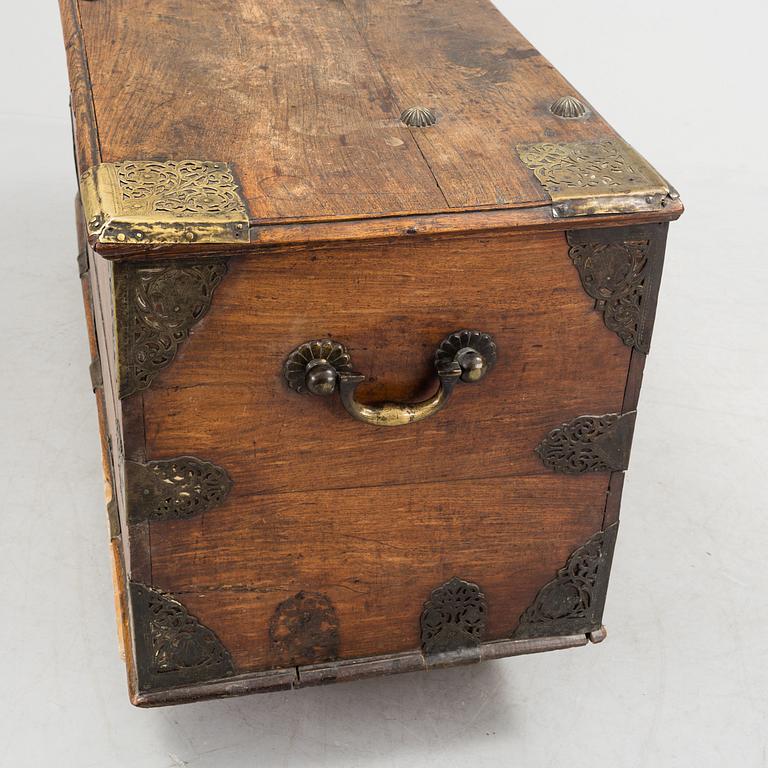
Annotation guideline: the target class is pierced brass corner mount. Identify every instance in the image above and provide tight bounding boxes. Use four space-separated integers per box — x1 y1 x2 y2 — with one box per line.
516 139 674 218
79 160 250 245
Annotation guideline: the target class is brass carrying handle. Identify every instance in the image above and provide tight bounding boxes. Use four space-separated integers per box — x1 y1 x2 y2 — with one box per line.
284 330 497 427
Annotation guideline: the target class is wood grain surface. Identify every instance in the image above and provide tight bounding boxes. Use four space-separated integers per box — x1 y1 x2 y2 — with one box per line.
343 0 620 209
68 0 660 225
74 0 445 222
141 230 631 496
59 0 100 173
153 474 608 669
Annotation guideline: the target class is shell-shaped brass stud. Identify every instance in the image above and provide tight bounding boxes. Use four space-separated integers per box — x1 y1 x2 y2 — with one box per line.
550 95 588 119
400 106 437 127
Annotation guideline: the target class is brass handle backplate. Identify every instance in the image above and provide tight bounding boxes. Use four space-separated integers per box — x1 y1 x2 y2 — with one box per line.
284 330 497 427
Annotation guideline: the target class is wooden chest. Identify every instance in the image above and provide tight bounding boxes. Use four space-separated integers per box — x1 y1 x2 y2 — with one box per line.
59 0 682 706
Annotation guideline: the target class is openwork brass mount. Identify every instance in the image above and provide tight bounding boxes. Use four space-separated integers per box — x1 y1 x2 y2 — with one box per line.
536 412 636 473
284 330 497 427
126 456 232 523
567 226 666 353
115 259 227 398
80 160 250 245
516 138 672 217
512 523 619 639
421 577 487 655
131 583 235 692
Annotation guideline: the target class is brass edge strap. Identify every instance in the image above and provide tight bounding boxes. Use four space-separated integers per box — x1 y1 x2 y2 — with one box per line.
80 160 250 246
300 634 589 687
89 357 103 390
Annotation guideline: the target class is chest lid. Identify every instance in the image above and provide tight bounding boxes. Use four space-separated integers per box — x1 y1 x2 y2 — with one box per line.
61 0 681 253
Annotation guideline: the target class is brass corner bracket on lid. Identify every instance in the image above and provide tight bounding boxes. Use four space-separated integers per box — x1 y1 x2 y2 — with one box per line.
79 160 250 245
516 138 674 218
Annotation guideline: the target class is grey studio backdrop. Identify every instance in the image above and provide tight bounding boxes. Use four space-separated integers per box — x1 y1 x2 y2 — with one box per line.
0 1 765 766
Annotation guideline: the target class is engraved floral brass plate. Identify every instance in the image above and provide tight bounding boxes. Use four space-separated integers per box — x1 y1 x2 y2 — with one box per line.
114 259 228 397
130 583 235 691
126 456 233 523
516 139 671 217
80 160 250 245
512 523 618 639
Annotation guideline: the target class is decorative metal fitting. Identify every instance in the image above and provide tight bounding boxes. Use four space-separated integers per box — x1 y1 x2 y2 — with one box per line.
516 138 672 217
115 259 228 398
79 160 250 246
400 106 437 127
283 330 497 427
535 412 636 473
512 522 618 640
435 329 496 383
130 583 235 692
567 229 663 353
550 95 588 119
126 456 233 523
421 577 487 655
283 339 353 396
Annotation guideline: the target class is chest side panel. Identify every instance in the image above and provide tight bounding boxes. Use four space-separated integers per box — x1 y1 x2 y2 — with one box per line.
109 226 659 675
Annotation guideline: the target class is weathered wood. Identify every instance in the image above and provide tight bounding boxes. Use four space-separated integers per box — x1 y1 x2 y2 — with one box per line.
75 0 446 222
152 474 607 668
141 230 631 495
343 0 621 209
64 0 679 237
59 0 100 173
